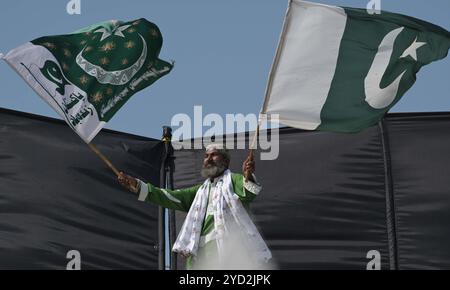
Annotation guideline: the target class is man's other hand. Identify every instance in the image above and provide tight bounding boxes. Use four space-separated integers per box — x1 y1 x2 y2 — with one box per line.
118 172 139 193
242 154 255 182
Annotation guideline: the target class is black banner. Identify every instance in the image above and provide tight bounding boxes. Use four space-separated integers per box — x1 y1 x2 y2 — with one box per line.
0 108 164 269
2 108 450 270
173 112 450 270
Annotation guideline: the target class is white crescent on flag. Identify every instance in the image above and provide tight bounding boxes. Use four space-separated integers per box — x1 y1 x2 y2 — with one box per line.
364 27 407 109
76 34 148 86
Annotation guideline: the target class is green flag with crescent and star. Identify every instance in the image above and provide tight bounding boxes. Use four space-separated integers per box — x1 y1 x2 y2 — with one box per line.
2 18 173 142
261 0 450 132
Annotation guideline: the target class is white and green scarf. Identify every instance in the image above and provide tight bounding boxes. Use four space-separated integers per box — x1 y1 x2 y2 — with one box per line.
172 170 272 264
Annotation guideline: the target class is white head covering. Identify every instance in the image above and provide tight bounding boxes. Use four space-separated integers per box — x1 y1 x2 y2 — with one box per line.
205 143 230 160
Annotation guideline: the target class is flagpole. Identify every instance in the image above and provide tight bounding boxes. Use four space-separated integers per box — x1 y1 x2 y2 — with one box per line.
87 143 120 176
161 126 177 270
245 1 292 180
246 120 260 182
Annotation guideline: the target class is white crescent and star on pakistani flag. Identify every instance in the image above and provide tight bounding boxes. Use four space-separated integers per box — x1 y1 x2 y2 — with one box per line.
365 27 427 109
75 23 148 86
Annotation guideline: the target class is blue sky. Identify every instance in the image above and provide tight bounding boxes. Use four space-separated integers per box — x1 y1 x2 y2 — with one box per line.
0 0 449 139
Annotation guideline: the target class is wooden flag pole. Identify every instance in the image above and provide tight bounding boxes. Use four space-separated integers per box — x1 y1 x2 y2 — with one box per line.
245 121 260 182
249 122 260 153
244 0 290 178
88 143 120 177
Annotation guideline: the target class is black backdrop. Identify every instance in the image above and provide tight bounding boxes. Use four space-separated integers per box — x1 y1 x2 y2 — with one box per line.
0 108 163 269
2 108 450 270
173 112 450 270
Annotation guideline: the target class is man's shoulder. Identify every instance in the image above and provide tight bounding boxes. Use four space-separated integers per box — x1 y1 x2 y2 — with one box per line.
231 172 244 184
174 183 202 193
231 172 243 178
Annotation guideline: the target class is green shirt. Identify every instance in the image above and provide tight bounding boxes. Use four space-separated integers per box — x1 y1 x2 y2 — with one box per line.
138 172 262 269
142 172 259 209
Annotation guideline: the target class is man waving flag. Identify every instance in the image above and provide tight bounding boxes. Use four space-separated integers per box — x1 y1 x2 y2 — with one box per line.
2 19 172 142
260 0 450 132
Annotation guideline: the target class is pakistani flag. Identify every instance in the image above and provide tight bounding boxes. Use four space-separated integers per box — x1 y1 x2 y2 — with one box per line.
2 19 173 142
261 0 450 132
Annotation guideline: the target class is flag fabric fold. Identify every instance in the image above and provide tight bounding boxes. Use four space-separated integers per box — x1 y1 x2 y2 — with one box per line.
261 0 450 132
2 19 173 142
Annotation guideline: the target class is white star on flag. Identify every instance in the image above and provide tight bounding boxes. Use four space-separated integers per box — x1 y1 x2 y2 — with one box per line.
401 37 427 61
94 24 132 42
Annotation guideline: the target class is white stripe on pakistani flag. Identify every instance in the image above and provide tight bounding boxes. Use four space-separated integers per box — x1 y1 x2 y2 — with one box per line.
2 42 105 143
261 0 347 130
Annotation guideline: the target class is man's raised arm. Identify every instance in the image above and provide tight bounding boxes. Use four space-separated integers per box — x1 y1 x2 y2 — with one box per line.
118 172 199 212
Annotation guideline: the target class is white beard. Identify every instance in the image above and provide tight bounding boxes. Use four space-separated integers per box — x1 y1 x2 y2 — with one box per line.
200 164 226 178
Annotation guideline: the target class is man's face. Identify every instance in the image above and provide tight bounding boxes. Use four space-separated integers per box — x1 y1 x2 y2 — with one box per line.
201 149 228 178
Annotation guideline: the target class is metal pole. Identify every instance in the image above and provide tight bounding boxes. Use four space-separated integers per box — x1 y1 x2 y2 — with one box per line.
158 136 167 270
158 126 172 270
162 126 177 270
157 207 165 270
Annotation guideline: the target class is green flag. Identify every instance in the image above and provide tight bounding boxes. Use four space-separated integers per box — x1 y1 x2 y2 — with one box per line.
2 19 173 142
261 0 450 132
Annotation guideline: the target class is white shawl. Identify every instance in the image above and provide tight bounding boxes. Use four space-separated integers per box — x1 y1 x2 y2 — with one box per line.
172 170 272 264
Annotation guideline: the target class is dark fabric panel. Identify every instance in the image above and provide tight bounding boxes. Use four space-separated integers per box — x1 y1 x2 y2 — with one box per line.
0 108 163 269
386 113 450 269
173 127 390 269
